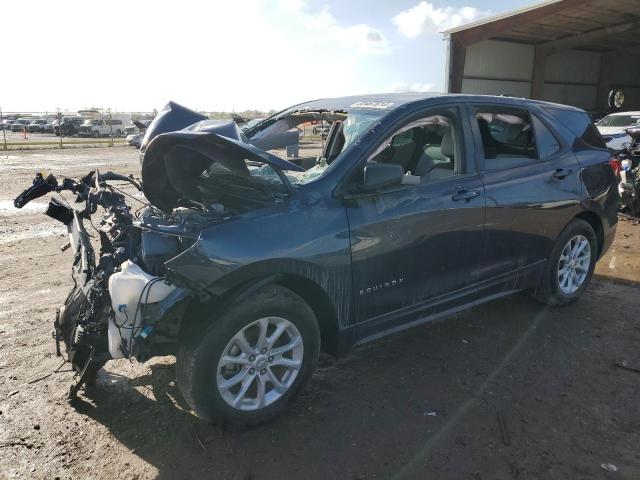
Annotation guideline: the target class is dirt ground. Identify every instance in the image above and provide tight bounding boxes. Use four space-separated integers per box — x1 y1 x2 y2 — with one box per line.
1 148 639 480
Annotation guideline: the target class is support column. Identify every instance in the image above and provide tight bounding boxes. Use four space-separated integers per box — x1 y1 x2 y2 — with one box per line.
597 51 616 111
531 47 547 100
448 37 467 94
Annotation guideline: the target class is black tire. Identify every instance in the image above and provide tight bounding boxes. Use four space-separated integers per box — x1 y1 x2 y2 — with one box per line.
177 284 320 429
533 219 597 306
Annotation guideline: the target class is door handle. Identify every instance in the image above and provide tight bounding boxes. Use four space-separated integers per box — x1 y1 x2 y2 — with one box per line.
452 189 480 201
552 168 572 180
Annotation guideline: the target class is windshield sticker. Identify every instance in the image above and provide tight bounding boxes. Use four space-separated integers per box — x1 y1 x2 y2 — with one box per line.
350 101 394 110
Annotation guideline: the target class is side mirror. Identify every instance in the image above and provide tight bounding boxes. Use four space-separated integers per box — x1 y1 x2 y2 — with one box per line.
363 163 404 190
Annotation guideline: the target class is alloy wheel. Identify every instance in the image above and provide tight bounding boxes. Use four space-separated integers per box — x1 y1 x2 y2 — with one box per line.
216 317 303 411
557 235 591 295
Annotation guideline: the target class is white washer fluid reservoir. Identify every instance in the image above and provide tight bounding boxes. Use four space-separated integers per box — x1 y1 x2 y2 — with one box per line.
107 260 176 359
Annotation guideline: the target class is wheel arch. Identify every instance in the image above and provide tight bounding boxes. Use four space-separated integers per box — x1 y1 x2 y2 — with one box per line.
181 273 342 356
274 274 340 356
574 210 604 258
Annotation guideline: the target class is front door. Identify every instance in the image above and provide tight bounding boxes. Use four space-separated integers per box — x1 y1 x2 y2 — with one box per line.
344 106 486 340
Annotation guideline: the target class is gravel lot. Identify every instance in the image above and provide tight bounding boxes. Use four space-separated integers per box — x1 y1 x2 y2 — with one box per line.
1 147 639 480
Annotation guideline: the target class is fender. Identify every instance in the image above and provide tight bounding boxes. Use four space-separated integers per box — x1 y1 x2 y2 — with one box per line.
170 257 353 330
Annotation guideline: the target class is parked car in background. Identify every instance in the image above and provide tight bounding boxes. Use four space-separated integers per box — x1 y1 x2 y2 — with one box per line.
13 94 618 429
125 119 152 136
126 131 144 148
54 117 83 136
596 111 640 150
42 119 56 133
78 115 130 137
125 120 151 148
125 124 139 136
28 119 48 133
0 119 15 130
11 118 33 132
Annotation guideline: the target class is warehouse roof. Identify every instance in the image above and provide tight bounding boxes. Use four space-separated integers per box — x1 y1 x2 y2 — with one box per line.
445 0 640 53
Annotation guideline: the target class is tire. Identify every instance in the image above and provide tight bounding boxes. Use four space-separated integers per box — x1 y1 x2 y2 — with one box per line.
177 284 320 429
533 219 597 306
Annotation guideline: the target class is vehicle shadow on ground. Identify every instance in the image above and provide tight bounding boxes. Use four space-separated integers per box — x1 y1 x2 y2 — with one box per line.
71 281 639 480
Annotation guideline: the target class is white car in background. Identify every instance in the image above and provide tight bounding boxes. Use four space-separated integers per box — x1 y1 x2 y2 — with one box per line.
596 112 640 150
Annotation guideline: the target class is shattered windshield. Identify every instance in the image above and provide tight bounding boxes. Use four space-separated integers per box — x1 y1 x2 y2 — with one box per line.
277 109 384 185
185 109 384 208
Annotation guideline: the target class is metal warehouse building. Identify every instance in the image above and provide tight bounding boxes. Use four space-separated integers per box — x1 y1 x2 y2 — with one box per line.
445 0 640 112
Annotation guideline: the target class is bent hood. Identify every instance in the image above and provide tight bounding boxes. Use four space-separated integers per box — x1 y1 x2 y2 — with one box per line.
142 130 304 213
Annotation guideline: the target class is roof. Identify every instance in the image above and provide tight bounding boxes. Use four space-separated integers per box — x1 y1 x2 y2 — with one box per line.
280 92 445 113
444 0 563 35
271 92 582 118
445 0 640 53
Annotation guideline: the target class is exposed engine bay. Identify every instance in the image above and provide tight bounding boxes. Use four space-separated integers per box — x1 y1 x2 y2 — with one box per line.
13 169 208 395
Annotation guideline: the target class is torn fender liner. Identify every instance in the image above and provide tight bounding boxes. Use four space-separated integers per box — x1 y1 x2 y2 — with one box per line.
142 131 305 213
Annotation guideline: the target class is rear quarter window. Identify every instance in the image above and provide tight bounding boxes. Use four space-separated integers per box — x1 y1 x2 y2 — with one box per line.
581 163 616 197
544 107 606 149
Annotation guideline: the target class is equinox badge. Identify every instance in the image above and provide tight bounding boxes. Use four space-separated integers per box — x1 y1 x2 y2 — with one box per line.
360 278 404 296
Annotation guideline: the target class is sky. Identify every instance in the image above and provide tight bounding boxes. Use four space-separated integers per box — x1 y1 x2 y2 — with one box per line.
0 0 534 113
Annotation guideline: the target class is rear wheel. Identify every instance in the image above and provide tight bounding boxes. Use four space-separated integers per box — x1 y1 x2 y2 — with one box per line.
533 219 597 306
177 284 320 429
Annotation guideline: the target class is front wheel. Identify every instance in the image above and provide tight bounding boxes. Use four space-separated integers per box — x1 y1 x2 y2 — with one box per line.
533 219 597 306
177 284 320 429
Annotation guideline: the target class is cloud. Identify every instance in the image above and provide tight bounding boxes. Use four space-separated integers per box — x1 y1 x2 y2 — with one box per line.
0 0 392 112
393 2 492 38
281 1 390 54
387 81 436 93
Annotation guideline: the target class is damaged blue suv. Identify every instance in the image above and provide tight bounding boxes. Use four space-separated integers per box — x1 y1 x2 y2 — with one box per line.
15 93 618 428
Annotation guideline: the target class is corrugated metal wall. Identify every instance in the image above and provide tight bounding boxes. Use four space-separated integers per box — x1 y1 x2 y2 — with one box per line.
543 50 600 110
461 41 534 98
457 39 640 111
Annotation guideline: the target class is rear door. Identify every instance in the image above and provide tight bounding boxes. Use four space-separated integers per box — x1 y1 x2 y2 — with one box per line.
468 103 583 282
345 105 487 340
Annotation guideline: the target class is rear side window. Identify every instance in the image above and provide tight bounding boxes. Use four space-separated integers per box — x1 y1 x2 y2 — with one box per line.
475 110 538 170
531 116 560 160
544 107 606 149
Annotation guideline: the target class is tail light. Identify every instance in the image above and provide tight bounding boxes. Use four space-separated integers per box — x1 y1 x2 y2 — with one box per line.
609 157 621 177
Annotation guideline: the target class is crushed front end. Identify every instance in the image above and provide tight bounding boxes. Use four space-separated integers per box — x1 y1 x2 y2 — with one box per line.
13 102 306 398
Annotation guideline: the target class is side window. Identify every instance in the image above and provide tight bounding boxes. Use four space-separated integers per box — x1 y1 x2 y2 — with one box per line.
367 112 460 184
531 115 560 160
475 110 537 170
545 107 606 149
